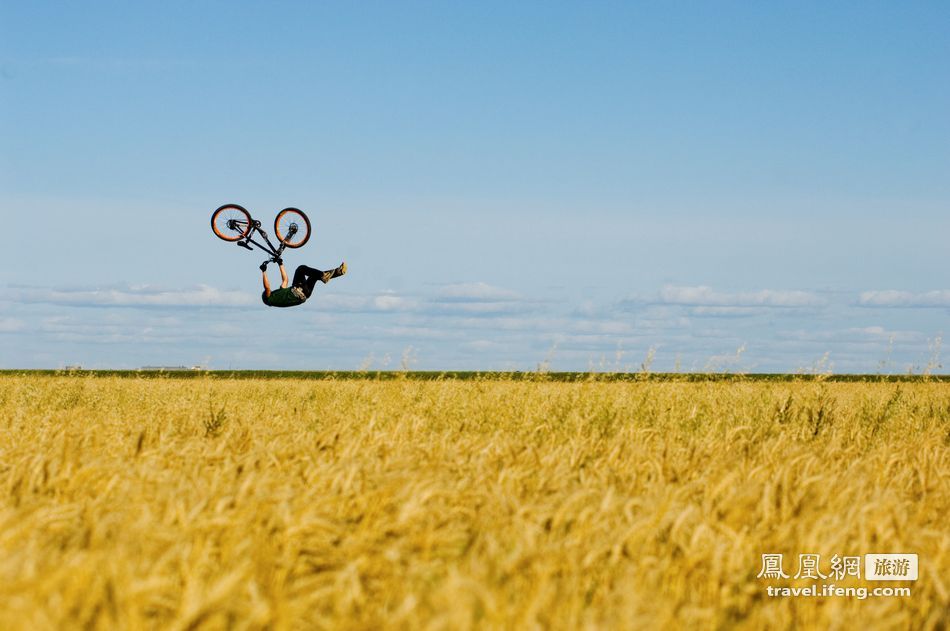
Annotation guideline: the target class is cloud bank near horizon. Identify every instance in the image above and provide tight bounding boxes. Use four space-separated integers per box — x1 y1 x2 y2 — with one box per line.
1 282 945 373
858 290 950 308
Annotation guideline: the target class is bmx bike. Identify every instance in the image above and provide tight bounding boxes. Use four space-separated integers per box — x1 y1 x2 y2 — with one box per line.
210 204 311 262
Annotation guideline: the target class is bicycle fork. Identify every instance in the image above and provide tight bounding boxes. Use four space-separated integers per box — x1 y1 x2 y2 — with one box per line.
239 222 295 263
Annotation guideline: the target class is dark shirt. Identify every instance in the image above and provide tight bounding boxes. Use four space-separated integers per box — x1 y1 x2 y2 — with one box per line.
263 287 306 308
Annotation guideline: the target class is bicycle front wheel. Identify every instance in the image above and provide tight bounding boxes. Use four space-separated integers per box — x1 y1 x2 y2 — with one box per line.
274 208 311 248
211 204 253 242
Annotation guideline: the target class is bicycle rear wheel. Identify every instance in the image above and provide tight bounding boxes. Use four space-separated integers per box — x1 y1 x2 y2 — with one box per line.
211 204 253 242
274 208 311 248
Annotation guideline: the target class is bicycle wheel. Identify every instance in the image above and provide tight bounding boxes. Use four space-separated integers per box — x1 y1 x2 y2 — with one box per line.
211 204 253 242
274 208 311 248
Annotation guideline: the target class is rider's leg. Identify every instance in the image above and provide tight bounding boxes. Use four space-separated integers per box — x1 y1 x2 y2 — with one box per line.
292 265 321 286
293 265 324 298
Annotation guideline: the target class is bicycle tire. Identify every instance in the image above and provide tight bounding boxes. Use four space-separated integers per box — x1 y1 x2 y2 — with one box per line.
274 208 311 248
211 204 253 242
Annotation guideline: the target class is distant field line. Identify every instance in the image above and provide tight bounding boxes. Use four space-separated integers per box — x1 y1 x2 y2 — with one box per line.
2 370 948 382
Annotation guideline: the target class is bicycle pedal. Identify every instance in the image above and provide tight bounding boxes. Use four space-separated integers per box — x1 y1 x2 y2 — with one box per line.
237 241 252 250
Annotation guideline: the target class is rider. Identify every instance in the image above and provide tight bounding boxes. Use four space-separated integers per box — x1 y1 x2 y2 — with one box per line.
261 259 346 308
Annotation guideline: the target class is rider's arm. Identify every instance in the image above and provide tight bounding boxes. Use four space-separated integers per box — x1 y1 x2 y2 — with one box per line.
261 269 271 298
279 263 289 288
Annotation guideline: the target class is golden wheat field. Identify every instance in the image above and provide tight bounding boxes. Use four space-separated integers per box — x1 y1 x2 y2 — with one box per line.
0 374 947 630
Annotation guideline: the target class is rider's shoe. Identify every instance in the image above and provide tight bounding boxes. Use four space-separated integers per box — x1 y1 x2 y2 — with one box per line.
321 262 346 284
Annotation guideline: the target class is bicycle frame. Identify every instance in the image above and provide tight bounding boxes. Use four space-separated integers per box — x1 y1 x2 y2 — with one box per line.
234 219 299 262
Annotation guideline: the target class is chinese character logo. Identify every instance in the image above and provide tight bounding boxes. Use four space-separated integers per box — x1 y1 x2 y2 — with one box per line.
828 554 861 580
757 554 789 579
794 554 826 580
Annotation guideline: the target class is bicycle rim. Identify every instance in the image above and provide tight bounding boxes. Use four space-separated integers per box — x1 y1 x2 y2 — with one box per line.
211 204 252 242
274 208 311 248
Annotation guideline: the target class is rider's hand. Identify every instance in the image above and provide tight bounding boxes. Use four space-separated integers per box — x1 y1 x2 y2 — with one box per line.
259 262 268 272
275 257 283 265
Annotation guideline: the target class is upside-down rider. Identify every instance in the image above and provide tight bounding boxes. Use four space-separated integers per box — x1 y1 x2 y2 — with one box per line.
260 259 346 308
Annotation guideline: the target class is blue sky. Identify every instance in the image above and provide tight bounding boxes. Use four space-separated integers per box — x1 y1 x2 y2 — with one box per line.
1 2 947 372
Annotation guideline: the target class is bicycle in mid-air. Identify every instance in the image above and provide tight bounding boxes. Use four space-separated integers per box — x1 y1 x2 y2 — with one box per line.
210 204 312 262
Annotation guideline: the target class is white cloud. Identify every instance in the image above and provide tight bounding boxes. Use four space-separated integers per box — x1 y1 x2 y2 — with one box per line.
462 340 505 352
8 281 533 318
373 293 417 311
428 301 533 316
437 282 521 302
688 306 770 317
0 317 24 333
858 290 950 308
426 282 535 316
239 291 423 314
11 285 255 308
657 285 824 308
776 327 924 344
571 319 635 335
